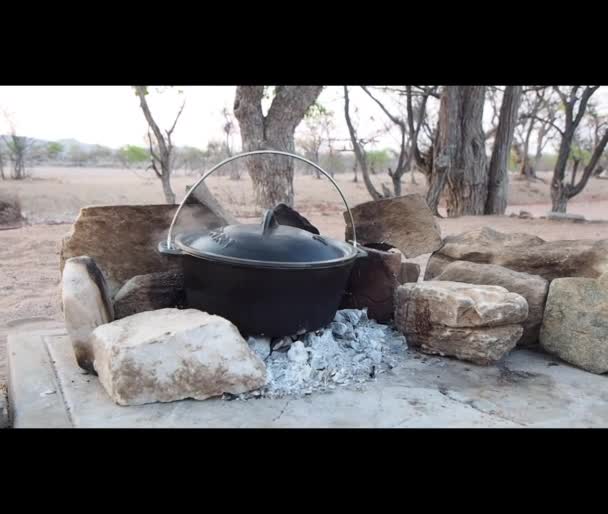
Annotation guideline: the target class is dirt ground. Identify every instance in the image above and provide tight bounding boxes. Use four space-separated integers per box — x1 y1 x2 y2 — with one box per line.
1 166 608 384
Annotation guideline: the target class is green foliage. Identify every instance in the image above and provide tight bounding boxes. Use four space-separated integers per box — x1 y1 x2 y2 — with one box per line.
119 145 150 166
46 142 63 159
305 102 331 120
132 86 148 96
569 145 592 164
367 149 391 170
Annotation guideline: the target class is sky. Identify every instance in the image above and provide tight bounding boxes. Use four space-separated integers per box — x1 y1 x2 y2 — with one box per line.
0 86 606 151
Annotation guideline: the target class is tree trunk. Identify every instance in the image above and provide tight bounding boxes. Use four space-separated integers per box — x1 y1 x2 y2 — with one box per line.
360 163 382 200
426 92 453 215
444 86 488 216
161 170 176 204
391 173 402 196
550 129 574 212
410 168 417 185
134 86 181 204
551 187 568 213
426 169 448 215
549 86 599 212
13 153 25 180
533 122 548 172
519 119 535 177
353 159 358 182
570 159 580 186
485 86 522 214
234 86 323 210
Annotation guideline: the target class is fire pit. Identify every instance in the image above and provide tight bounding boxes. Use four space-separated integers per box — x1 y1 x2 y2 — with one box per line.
159 150 366 338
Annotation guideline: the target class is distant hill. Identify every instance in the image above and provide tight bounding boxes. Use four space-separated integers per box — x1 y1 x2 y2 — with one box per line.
56 138 113 153
0 135 113 153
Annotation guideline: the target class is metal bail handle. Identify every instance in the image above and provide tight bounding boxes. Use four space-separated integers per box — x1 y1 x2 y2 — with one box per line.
165 150 358 250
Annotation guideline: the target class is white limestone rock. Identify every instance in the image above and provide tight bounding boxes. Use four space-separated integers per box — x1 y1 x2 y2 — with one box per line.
90 308 267 406
62 256 114 373
395 281 528 328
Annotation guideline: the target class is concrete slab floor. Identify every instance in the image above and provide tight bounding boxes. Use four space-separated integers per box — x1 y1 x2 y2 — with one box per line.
7 326 608 428
1 318 66 429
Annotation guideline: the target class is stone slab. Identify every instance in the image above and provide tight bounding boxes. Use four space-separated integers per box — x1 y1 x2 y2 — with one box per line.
8 327 608 428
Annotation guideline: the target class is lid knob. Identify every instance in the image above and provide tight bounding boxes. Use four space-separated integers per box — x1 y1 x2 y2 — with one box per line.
261 208 279 236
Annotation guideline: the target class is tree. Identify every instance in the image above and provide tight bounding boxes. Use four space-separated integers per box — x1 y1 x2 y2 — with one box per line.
118 145 150 167
233 86 323 209
514 87 558 178
179 146 207 175
428 86 488 216
484 86 522 214
221 106 241 180
484 86 503 141
46 141 64 161
426 86 522 216
298 103 336 179
584 103 608 177
320 119 341 178
548 86 602 212
133 86 185 204
343 85 386 201
2 112 33 180
89 144 114 165
361 86 438 196
67 144 89 167
361 86 408 196
425 88 454 214
3 135 33 179
298 103 333 178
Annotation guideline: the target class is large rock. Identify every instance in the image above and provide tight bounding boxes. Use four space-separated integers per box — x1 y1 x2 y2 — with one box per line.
394 281 527 365
185 183 238 225
404 324 523 366
434 262 549 346
539 274 608 374
60 204 227 296
344 194 442 258
62 256 114 373
425 226 608 281
340 244 403 322
113 271 185 319
90 308 267 406
399 262 421 284
395 281 528 329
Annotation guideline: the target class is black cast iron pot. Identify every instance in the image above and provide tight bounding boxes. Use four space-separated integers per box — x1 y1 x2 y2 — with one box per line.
158 150 365 338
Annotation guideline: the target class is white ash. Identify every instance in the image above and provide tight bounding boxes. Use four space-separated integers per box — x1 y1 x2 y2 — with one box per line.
237 309 408 400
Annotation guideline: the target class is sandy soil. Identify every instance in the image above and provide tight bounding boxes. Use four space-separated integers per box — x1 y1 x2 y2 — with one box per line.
1 166 608 384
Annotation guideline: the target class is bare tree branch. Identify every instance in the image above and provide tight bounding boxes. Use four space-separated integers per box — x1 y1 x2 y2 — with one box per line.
361 86 404 129
570 128 608 196
343 86 382 201
520 113 565 136
167 99 186 137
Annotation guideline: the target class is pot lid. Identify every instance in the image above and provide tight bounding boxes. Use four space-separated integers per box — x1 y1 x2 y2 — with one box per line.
174 207 357 268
